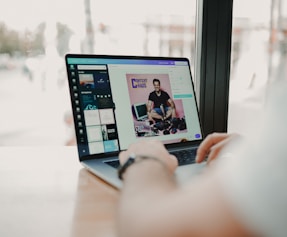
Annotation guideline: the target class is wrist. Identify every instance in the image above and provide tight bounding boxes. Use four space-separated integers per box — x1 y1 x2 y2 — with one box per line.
118 153 166 180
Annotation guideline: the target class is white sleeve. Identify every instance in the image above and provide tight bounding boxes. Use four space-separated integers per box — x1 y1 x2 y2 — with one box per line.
216 81 287 237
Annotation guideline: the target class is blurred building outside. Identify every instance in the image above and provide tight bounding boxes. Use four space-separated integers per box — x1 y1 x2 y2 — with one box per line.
0 0 286 145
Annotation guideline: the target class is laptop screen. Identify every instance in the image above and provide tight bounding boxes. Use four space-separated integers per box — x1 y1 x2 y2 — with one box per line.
65 54 203 159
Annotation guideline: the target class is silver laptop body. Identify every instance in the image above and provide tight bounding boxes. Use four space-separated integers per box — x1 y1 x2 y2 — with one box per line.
65 54 205 188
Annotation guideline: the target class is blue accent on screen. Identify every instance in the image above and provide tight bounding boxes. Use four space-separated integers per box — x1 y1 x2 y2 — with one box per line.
104 140 119 152
174 94 193 99
195 134 201 139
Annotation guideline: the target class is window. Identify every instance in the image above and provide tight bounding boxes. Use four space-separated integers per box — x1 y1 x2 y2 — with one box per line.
229 0 287 133
0 0 198 145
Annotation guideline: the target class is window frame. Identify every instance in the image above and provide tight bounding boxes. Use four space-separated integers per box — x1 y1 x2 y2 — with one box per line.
195 0 233 136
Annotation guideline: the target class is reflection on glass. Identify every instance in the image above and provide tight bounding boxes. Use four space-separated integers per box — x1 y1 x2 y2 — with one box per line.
0 0 197 146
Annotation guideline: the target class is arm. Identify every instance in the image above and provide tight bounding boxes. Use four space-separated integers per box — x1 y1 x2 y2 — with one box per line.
167 98 176 118
168 98 175 109
147 100 154 121
117 140 254 237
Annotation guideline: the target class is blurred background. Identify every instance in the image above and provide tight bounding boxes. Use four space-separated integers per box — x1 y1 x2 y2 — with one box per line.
0 0 286 146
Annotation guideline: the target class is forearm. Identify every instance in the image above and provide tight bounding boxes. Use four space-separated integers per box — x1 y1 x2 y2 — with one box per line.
147 103 153 120
116 140 255 237
117 159 177 237
147 101 152 114
118 168 255 237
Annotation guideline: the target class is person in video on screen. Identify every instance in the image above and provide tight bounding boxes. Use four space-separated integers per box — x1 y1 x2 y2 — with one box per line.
147 78 176 123
116 79 287 237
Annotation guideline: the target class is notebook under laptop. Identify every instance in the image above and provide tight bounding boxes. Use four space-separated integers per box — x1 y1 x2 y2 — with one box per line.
65 54 206 188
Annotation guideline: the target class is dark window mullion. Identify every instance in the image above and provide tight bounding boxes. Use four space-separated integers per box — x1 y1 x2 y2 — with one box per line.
214 0 233 133
197 0 233 136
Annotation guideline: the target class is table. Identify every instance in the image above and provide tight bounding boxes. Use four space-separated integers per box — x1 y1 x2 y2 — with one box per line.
0 146 119 237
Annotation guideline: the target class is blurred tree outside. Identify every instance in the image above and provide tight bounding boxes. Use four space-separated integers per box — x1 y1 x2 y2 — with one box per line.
0 21 73 57
0 0 197 146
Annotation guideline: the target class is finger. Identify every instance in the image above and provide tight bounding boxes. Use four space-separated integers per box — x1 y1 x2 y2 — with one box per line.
195 133 219 162
205 143 224 164
196 133 229 163
206 137 232 164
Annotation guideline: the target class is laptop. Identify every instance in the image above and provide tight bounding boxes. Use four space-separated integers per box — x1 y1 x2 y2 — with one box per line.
65 54 206 188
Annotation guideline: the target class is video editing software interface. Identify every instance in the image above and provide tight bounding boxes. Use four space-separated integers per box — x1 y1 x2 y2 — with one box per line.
66 56 202 158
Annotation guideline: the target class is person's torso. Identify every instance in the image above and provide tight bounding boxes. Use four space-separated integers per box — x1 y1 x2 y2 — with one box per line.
149 91 170 108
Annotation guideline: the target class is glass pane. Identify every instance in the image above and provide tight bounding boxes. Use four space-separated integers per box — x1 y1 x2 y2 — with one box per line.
229 0 286 133
0 0 197 145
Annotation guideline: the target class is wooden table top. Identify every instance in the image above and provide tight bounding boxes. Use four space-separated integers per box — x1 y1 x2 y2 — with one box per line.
0 146 119 237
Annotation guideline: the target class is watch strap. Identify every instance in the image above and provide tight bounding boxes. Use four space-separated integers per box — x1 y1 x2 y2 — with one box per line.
118 153 163 180
118 154 136 180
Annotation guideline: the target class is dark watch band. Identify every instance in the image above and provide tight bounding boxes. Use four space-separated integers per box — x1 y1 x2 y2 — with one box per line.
118 154 136 180
118 153 162 180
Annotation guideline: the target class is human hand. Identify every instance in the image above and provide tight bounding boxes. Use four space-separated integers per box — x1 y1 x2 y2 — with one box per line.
196 132 238 164
119 140 178 174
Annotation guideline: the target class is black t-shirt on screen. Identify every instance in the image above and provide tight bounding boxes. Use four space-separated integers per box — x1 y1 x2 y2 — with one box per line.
148 90 170 108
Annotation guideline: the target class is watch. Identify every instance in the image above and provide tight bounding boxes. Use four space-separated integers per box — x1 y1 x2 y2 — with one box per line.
118 154 136 180
118 153 163 180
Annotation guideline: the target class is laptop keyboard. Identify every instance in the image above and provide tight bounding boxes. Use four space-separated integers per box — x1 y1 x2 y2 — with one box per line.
105 148 197 169
170 148 197 166
105 160 120 168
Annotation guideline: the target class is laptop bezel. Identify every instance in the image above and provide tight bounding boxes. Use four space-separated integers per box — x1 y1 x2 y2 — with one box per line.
65 54 204 162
